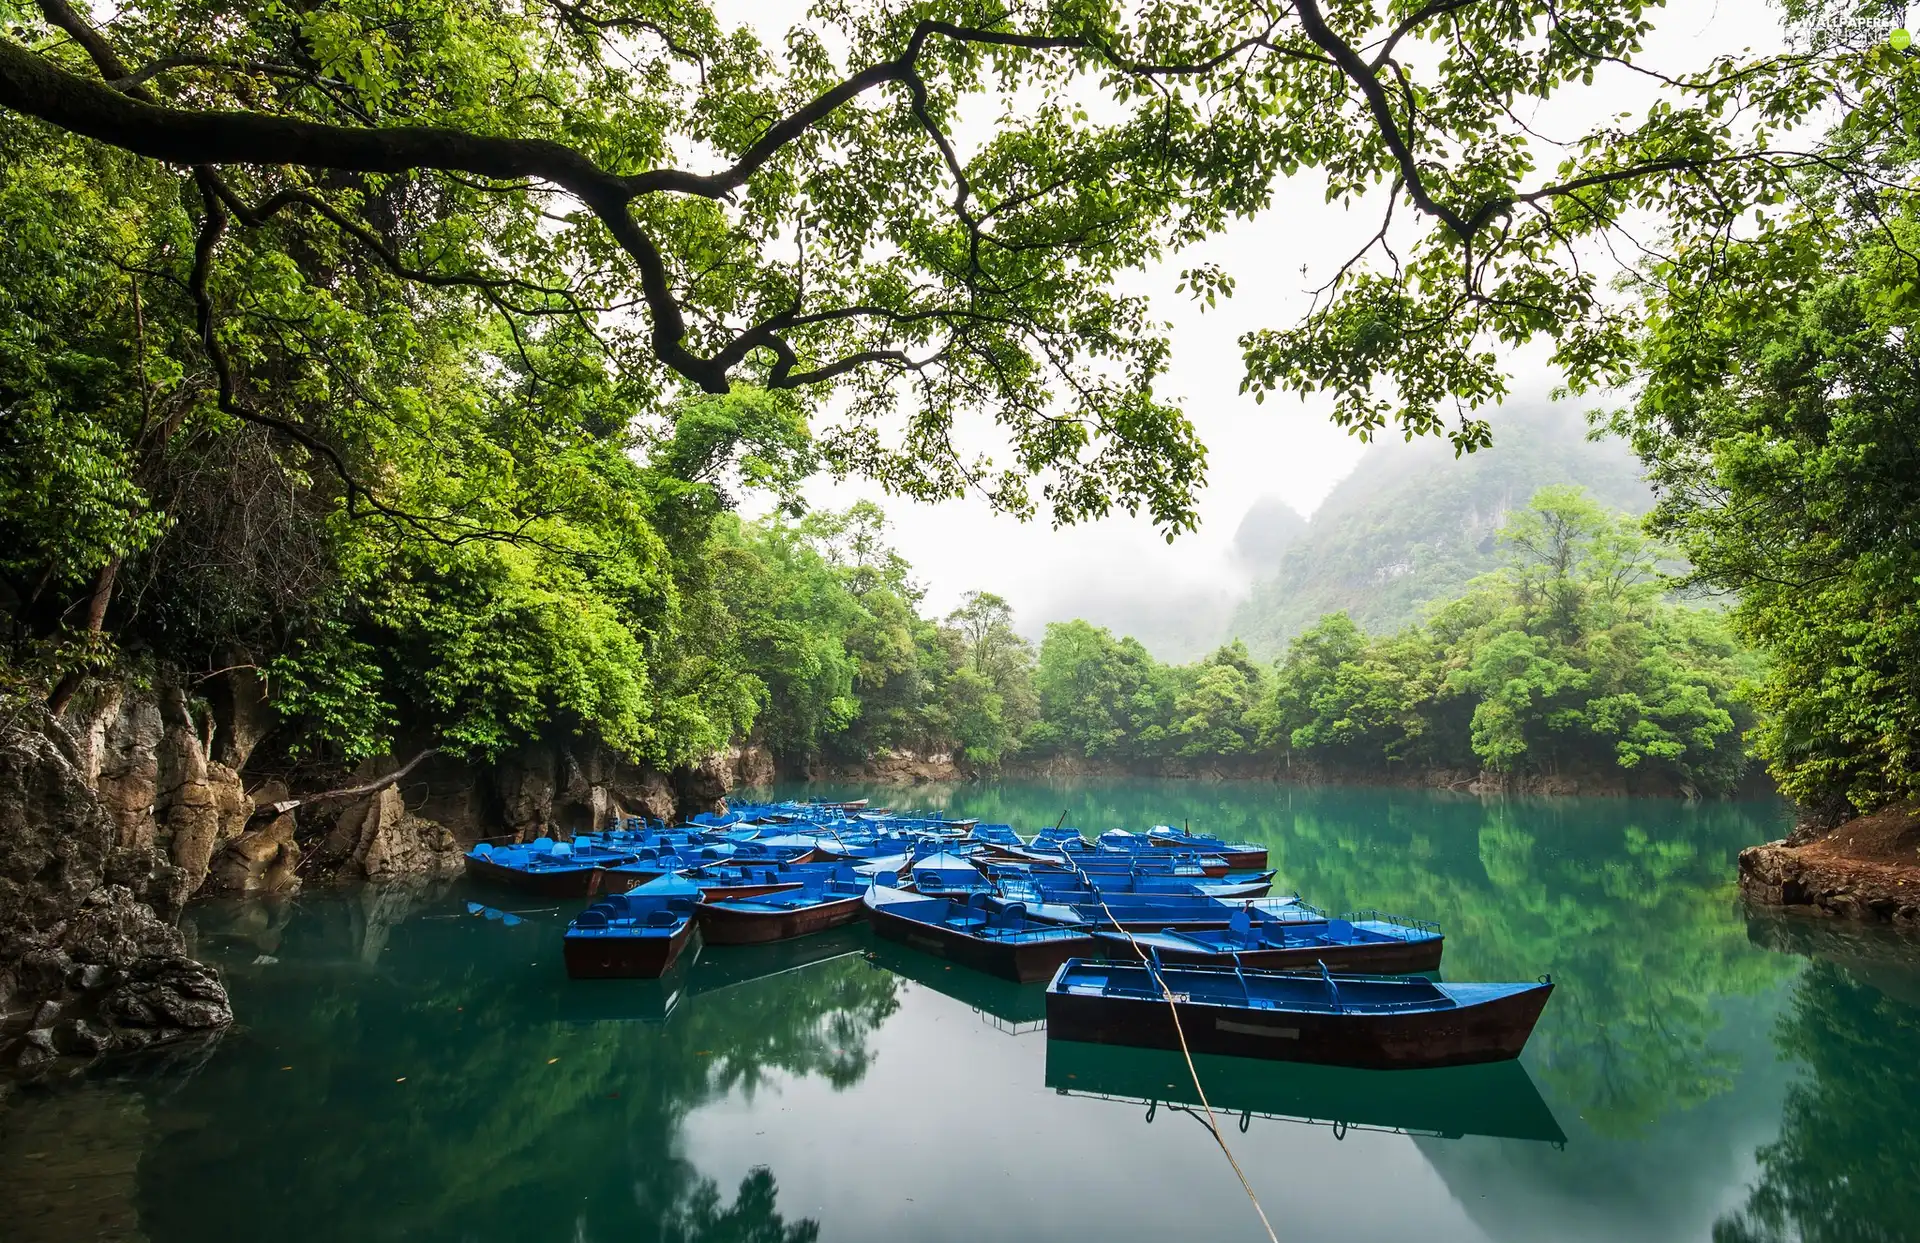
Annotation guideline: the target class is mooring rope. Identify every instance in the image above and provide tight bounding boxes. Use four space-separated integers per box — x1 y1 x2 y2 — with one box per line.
1069 854 1281 1243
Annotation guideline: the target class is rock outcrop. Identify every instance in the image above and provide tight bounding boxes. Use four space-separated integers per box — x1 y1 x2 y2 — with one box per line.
206 811 302 896
1739 803 1920 924
314 786 462 882
0 713 232 1075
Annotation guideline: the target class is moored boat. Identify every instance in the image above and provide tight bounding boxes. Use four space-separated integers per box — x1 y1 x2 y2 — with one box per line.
907 850 993 897
465 839 621 898
1091 906 1443 974
563 876 701 979
678 859 847 902
1142 825 1269 871
1030 891 1301 931
695 871 870 945
863 885 1097 983
1044 958 1552 1069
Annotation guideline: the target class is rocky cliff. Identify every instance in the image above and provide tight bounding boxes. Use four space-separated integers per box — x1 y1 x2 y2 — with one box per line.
0 670 781 1077
0 710 233 1075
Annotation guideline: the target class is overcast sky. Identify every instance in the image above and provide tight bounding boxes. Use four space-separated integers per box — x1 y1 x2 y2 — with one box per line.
742 0 1791 651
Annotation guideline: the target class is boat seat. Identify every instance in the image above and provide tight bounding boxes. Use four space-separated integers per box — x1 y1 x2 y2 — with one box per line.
1326 918 1355 942
646 909 681 927
1228 907 1254 937
472 843 493 858
573 910 609 930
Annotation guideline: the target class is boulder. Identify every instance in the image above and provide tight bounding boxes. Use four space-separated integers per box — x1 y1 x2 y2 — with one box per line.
330 786 463 882
207 811 302 896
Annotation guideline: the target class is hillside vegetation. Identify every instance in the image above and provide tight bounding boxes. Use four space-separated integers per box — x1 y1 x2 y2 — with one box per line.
1228 408 1651 657
1025 487 1758 797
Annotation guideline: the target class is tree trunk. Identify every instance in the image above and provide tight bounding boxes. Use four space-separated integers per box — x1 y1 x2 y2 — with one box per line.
45 554 123 716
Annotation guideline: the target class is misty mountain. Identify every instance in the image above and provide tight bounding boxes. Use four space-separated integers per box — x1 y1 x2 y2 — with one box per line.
1230 496 1309 573
1225 405 1653 657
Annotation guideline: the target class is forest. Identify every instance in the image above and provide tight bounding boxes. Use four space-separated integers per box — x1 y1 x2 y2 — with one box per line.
0 0 1917 824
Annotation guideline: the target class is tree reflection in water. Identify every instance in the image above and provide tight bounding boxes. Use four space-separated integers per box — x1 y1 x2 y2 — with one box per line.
1713 954 1920 1243
800 780 1794 1134
135 888 898 1243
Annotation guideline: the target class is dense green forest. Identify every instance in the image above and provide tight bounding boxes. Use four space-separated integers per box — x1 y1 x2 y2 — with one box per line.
2 0 1919 819
1228 406 1652 657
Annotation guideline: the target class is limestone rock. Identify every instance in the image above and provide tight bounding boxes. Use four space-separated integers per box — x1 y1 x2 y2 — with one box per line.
334 787 463 882
1739 840 1920 923
0 724 115 934
608 765 677 823
208 663 273 771
207 812 302 896
494 751 557 836
0 713 232 1076
673 752 735 816
729 743 777 788
66 686 165 850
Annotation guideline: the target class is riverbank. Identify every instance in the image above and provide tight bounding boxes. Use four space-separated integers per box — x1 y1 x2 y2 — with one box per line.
1739 804 1920 924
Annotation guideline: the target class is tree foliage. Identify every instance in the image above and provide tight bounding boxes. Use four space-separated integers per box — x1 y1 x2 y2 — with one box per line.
1249 488 1757 792
1614 184 1920 814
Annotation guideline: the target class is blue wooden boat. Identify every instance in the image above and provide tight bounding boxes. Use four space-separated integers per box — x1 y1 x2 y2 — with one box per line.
563 876 701 978
1091 906 1443 974
696 867 869 945
1143 825 1268 871
863 886 1097 982
674 858 848 901
1026 890 1301 931
986 865 1274 901
465 839 630 897
1023 846 1233 879
1045 958 1553 1068
966 823 1025 849
907 850 993 897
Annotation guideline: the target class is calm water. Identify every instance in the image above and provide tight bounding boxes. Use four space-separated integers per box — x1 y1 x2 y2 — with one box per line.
6 782 1920 1243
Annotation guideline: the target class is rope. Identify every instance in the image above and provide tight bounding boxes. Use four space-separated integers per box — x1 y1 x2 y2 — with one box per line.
1071 858 1281 1243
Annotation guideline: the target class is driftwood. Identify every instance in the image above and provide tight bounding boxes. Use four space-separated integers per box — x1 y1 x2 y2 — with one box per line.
269 747 438 815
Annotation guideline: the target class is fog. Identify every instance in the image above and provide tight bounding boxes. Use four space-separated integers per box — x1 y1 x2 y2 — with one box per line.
747 0 1788 660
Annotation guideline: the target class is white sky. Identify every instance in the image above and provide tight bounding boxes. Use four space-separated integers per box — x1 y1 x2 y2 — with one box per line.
734 0 1792 651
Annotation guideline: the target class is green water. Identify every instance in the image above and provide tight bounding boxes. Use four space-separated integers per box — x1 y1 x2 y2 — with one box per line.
7 781 1920 1243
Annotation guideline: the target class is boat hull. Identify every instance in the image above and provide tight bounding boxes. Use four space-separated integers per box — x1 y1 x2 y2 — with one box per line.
1147 839 1268 871
1094 932 1444 975
464 854 604 898
867 902 1096 983
692 880 809 903
563 922 694 979
696 894 868 946
1045 978 1551 1069
599 867 668 896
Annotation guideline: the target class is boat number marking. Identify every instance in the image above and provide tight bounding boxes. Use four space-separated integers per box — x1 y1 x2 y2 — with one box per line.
1216 1019 1300 1039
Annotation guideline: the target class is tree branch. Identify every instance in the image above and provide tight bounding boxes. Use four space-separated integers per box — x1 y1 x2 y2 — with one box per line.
268 746 440 815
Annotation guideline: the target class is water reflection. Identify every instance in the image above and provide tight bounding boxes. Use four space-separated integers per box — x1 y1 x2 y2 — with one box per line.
1713 921 1920 1243
799 780 1798 1136
1045 1040 1566 1143
11 781 1908 1243
864 935 1049 1032
135 884 899 1243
